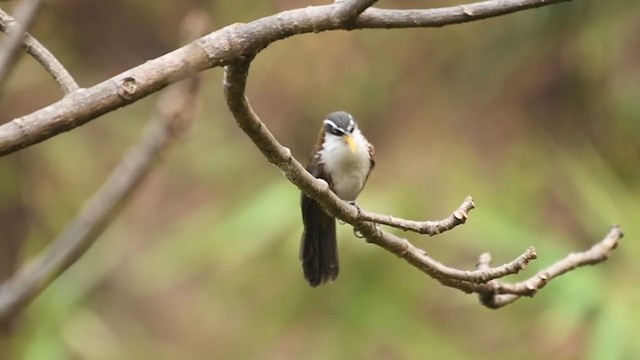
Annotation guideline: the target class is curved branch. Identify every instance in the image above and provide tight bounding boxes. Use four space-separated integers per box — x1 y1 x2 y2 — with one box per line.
0 0 44 92
223 53 622 307
223 61 547 291
0 9 79 94
0 0 569 156
0 7 79 94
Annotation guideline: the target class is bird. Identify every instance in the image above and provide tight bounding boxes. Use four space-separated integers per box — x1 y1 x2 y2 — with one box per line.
300 111 375 287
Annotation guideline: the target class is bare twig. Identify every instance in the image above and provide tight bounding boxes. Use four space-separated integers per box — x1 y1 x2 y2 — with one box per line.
358 196 475 235
0 0 44 92
0 0 570 156
476 225 623 308
0 7 79 94
0 15 205 319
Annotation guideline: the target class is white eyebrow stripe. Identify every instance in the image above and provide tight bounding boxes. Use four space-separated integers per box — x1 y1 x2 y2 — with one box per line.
323 119 339 130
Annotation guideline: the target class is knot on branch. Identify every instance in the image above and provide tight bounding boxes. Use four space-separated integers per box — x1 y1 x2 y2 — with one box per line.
117 76 138 100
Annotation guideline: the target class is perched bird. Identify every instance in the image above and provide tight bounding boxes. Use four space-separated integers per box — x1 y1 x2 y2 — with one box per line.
300 111 375 287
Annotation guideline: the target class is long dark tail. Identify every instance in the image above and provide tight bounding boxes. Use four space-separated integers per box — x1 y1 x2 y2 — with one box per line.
300 194 338 287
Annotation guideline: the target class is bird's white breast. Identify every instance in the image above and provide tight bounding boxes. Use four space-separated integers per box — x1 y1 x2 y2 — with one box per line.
320 129 371 201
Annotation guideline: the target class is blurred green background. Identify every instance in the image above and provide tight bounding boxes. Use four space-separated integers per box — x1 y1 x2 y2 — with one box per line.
1 0 639 359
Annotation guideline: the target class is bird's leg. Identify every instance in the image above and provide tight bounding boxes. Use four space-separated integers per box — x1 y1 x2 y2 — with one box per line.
347 201 367 238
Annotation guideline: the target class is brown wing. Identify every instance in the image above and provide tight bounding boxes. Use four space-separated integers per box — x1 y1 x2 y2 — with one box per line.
362 142 375 187
368 142 375 171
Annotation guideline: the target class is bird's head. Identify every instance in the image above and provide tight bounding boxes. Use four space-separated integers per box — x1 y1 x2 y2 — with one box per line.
322 111 357 153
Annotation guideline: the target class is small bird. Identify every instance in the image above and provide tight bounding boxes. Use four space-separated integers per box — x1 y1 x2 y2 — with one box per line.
300 111 375 287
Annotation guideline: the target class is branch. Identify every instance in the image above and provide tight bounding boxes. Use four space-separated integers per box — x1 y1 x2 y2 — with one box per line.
223 48 622 306
0 0 616 311
354 0 568 29
0 47 202 323
477 226 623 309
223 61 559 294
358 196 475 235
0 0 569 156
0 7 79 94
0 0 44 92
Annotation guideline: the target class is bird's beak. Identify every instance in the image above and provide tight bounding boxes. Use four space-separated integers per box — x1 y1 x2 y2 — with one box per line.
343 135 356 153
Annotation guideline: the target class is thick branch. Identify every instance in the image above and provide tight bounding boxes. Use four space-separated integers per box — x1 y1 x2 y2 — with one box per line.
0 0 569 156
0 68 200 322
0 7 79 94
0 0 44 91
0 11 210 320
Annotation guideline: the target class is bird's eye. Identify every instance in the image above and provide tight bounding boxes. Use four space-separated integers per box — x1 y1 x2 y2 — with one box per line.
331 128 342 136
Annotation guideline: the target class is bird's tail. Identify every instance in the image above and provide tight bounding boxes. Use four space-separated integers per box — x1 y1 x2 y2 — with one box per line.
300 195 338 287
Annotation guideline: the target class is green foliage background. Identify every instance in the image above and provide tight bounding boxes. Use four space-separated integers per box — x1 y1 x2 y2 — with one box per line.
1 0 639 359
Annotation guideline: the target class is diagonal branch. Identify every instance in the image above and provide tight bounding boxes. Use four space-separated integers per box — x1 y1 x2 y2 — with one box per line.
0 10 211 321
0 0 569 156
0 59 200 323
0 0 44 92
0 7 79 94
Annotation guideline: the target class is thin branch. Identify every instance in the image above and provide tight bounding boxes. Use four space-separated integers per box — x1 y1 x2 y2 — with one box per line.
0 7 79 94
0 56 201 323
354 0 568 29
355 215 538 285
0 0 569 156
358 196 475 235
0 0 44 92
477 226 623 309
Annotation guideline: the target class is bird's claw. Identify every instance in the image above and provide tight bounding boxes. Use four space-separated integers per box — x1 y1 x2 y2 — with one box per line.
348 201 362 217
339 201 361 225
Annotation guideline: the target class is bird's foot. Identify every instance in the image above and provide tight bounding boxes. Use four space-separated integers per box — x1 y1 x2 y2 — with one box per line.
339 201 361 225
348 201 362 217
348 201 364 237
